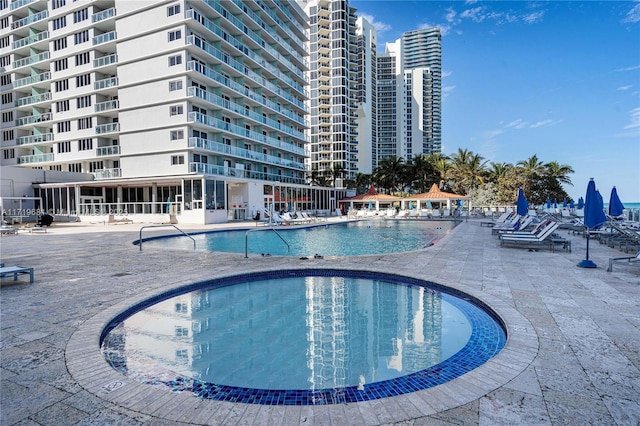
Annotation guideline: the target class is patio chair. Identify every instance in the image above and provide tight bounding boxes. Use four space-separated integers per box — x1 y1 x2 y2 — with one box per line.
607 250 640 272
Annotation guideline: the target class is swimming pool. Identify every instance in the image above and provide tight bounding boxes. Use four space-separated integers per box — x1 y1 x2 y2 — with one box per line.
101 269 506 405
139 219 458 257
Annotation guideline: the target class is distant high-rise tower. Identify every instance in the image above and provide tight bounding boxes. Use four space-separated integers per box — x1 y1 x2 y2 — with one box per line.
301 0 360 183
376 27 441 163
354 16 376 174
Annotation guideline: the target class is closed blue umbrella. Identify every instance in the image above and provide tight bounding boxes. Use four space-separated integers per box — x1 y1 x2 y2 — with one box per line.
546 197 551 209
166 197 171 214
368 200 373 210
577 197 584 209
562 198 567 208
427 200 432 209
578 178 608 268
569 199 575 209
516 188 528 216
553 199 558 209
608 187 625 217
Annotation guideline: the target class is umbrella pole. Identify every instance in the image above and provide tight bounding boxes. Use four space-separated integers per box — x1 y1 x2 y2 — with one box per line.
577 228 597 268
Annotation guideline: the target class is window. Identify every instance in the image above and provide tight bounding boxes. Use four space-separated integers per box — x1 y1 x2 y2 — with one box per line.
3 130 14 140
73 8 88 23
75 73 91 87
68 163 82 172
0 17 8 29
52 0 66 9
55 100 69 112
171 155 185 165
53 37 67 51
0 74 10 86
57 121 71 133
168 55 182 66
167 4 181 16
1 92 12 104
52 16 67 30
169 80 182 91
1 111 13 122
78 138 93 150
89 161 103 172
54 58 68 71
170 130 184 140
168 30 181 41
77 117 92 129
57 141 71 153
3 148 15 160
170 105 183 116
76 95 91 108
0 36 9 48
75 52 90 66
55 79 69 92
73 30 89 45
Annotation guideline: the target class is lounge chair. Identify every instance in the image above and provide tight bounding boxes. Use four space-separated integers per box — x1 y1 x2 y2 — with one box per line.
481 211 512 227
499 221 570 252
0 265 34 283
607 250 640 272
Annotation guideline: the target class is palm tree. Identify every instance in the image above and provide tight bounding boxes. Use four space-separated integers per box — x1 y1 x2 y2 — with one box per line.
488 162 512 183
544 161 574 186
407 154 436 193
449 148 488 195
373 156 406 194
430 153 451 190
516 154 545 197
329 163 345 187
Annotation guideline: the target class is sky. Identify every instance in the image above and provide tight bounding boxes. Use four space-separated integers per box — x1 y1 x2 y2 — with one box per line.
351 0 640 203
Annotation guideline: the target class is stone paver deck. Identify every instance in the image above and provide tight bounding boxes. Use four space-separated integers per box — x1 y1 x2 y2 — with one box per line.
1 218 638 425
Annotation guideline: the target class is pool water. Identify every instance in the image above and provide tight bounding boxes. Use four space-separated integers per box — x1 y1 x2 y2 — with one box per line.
141 220 457 256
101 270 506 405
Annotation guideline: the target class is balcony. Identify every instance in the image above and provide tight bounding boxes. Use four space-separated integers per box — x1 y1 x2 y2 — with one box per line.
17 133 53 145
94 77 118 90
15 92 52 107
96 145 120 156
12 31 49 50
18 153 53 164
12 52 50 70
13 72 50 89
11 10 48 30
94 168 121 179
94 99 119 113
16 112 52 126
92 7 116 23
92 31 116 46
95 123 120 134
93 54 117 68
10 0 36 10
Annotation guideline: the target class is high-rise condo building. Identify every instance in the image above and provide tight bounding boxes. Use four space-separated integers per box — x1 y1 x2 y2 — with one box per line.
376 27 441 162
1 0 345 224
354 15 376 174
299 0 361 183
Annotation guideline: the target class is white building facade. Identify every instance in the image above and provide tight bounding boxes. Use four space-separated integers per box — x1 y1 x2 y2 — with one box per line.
1 0 345 224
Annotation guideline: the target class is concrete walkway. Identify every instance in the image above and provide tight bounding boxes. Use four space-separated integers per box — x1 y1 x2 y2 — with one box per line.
1 218 638 425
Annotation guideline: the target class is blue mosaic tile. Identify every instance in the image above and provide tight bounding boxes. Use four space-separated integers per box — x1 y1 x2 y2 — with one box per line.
101 269 506 405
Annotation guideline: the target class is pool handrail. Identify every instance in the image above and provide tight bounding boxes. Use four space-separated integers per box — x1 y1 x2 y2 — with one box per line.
245 228 290 258
138 224 196 251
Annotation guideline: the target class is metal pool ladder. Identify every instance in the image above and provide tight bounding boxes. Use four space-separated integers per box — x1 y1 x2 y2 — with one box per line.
245 228 289 258
138 224 196 251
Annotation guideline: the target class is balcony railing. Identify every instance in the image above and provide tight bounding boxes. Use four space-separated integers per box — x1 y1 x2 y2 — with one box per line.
96 145 120 156
12 31 49 50
189 162 305 185
10 0 36 10
95 122 120 134
13 52 50 69
93 54 117 68
16 112 52 126
18 153 54 164
94 99 119 112
92 31 116 46
11 10 48 30
92 7 116 23
15 92 51 107
94 76 118 90
94 168 121 179
17 133 53 145
13 72 50 88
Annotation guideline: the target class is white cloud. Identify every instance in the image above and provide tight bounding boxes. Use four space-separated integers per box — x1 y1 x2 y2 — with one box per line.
357 13 391 33
624 107 640 129
615 64 640 72
522 10 545 24
617 85 633 91
460 6 487 23
445 7 457 23
505 119 528 129
442 70 452 78
622 1 640 23
529 119 563 128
